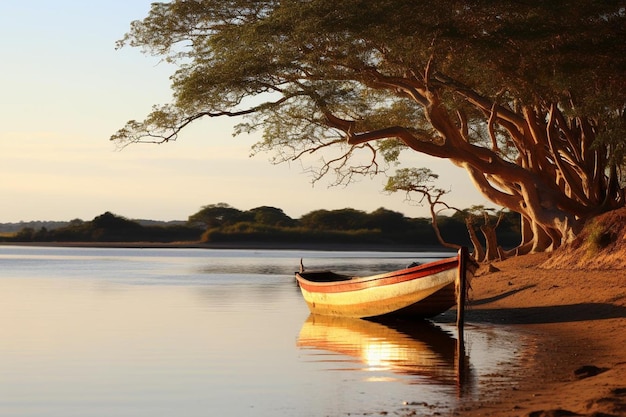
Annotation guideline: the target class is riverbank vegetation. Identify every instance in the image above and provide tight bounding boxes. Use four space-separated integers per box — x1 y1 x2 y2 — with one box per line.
1 204 521 249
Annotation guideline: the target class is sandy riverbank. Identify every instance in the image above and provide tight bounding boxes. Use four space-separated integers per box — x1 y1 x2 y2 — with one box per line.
453 253 626 417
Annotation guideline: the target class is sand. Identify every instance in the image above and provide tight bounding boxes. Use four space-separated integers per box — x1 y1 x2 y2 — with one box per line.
454 252 626 417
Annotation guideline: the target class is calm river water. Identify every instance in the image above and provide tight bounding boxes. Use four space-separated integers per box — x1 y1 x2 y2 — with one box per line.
0 246 526 416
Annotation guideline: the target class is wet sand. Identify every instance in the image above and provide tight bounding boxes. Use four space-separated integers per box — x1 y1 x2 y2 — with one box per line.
456 253 626 417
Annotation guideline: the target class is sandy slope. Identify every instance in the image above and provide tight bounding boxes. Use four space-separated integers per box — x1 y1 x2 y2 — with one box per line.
454 252 626 417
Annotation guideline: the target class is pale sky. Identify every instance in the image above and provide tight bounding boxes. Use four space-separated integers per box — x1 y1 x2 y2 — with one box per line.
0 1 489 223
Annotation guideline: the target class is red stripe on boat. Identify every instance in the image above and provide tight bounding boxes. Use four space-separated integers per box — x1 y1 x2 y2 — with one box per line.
297 257 458 294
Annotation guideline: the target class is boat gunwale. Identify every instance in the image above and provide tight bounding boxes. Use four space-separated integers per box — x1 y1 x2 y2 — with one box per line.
296 256 458 294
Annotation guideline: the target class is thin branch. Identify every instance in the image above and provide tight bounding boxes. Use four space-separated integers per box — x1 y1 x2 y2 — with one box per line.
116 94 296 145
487 102 500 153
457 110 469 141
291 138 345 161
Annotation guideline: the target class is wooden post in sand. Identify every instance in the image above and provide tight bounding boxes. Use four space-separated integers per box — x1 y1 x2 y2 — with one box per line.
455 246 468 394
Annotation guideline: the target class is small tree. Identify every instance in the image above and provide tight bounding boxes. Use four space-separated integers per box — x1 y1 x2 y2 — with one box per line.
188 203 243 229
384 167 462 251
299 208 370 231
247 206 295 227
385 168 510 261
366 207 409 234
463 206 506 262
15 227 35 242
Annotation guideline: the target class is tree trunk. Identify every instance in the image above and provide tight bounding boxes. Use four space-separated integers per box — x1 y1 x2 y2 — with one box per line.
332 74 624 256
428 206 461 251
480 224 500 261
466 218 485 262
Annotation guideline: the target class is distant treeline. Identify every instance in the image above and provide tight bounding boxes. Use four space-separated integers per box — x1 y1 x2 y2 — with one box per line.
2 213 198 243
1 205 521 248
0 218 186 234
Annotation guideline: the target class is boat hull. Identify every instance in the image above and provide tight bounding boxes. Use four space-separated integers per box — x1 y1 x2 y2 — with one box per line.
296 253 471 319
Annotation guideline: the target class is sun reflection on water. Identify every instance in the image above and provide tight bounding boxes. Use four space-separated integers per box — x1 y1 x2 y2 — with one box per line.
363 340 394 371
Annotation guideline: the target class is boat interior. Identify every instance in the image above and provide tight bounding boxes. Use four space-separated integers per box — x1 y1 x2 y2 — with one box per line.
298 271 352 282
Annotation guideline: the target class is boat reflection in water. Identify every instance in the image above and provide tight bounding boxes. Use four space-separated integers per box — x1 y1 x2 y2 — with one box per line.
297 315 472 395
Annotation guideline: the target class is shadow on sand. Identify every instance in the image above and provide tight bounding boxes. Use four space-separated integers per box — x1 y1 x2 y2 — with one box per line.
463 302 626 325
470 285 537 306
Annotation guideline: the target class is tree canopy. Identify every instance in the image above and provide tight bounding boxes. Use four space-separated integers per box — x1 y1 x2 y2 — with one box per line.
113 1 626 254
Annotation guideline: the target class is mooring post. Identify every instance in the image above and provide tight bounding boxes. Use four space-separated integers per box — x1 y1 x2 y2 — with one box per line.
456 322 467 396
455 246 468 395
456 246 468 330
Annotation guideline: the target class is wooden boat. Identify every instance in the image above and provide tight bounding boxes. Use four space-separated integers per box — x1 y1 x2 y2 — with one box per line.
295 247 475 319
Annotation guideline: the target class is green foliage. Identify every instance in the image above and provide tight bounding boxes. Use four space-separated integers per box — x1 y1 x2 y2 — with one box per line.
4 205 522 249
196 203 521 248
246 206 296 227
187 203 243 229
7 212 201 243
384 168 440 194
299 208 370 231
114 1 625 142
366 208 409 234
585 220 614 257
13 227 36 241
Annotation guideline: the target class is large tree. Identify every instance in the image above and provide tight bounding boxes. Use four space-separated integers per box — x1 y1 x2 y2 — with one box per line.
113 0 626 254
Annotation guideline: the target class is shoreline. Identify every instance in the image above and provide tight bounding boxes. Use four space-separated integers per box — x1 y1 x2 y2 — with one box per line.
452 253 626 417
0 240 453 253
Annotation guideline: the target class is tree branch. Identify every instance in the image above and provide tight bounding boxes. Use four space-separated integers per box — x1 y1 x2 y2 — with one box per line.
432 72 526 128
112 94 295 145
